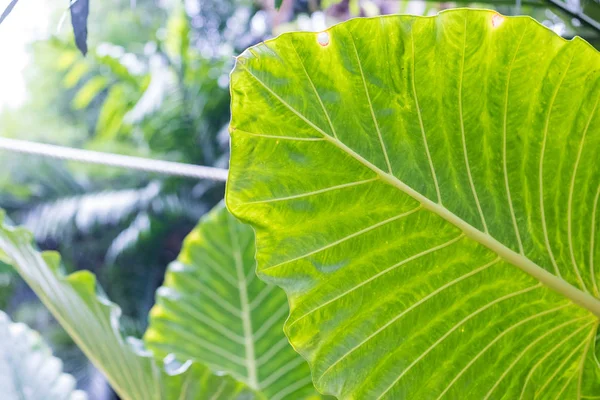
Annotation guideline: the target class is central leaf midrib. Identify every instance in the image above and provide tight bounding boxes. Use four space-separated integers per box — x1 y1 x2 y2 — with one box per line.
227 214 259 389
237 62 600 318
326 133 600 317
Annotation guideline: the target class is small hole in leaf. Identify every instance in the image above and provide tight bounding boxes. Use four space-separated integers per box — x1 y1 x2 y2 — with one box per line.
492 13 504 28
317 31 330 46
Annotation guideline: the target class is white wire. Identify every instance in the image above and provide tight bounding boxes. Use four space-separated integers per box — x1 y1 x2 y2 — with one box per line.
0 137 229 182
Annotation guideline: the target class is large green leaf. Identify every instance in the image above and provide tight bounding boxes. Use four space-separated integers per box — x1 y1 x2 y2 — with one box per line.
0 212 256 400
227 9 600 399
0 310 87 400
145 204 321 400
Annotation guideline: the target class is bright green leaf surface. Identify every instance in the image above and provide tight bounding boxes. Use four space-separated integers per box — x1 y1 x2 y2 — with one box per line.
0 310 87 400
145 204 321 400
227 9 600 399
0 213 256 400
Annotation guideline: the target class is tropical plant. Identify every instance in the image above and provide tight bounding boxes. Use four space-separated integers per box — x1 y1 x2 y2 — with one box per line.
0 204 321 399
0 6 230 372
0 310 87 399
0 3 246 393
226 8 600 399
3 3 600 400
145 204 320 399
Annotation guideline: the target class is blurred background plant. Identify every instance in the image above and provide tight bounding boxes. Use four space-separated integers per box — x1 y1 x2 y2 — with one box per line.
0 0 598 398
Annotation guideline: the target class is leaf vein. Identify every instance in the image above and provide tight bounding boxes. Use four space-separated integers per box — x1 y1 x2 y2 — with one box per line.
433 302 570 400
182 278 242 318
288 234 469 328
288 41 339 139
227 214 258 388
535 333 588 397
253 303 288 341
162 300 245 344
234 128 325 141
262 206 422 271
568 96 600 295
577 325 597 400
242 177 379 205
503 28 527 254
458 19 488 233
256 337 291 367
196 256 239 288
250 285 277 310
591 186 600 297
318 283 542 387
519 320 595 399
209 380 227 400
270 376 314 400
348 31 393 174
259 356 307 390
484 317 592 399
539 55 575 281
410 29 442 204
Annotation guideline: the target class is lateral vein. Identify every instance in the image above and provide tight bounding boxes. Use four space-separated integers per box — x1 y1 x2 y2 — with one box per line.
539 55 574 281
591 186 600 297
227 214 258 389
502 27 527 254
577 325 597 399
289 41 340 139
319 283 542 387
458 19 488 233
288 234 470 328
410 29 442 204
535 335 588 397
348 32 393 174
484 317 592 400
568 95 600 296
234 128 325 141
433 303 569 400
243 177 378 205
518 320 596 399
262 206 422 271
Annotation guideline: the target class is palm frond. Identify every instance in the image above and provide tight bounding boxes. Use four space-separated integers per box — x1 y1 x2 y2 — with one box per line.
16 182 161 242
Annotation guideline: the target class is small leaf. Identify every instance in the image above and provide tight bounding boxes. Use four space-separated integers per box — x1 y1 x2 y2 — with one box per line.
275 0 283 10
72 75 108 109
96 84 130 139
57 49 79 71
145 204 323 399
63 61 90 89
70 0 89 55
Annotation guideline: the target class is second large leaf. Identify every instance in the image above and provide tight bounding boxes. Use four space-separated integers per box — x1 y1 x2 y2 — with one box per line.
145 204 320 400
227 9 600 399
